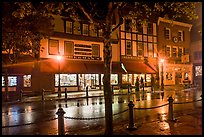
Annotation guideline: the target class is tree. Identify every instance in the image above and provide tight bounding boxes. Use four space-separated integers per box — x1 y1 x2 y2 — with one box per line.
3 2 200 135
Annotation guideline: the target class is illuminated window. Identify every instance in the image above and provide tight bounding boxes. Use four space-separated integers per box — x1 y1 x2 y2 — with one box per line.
23 75 31 87
184 72 189 80
148 43 153 57
2 76 5 86
178 31 184 42
82 24 89 36
66 21 72 34
147 23 153 35
164 28 170 40
111 74 118 85
153 44 157 58
195 66 202 76
126 41 132 56
138 42 143 56
178 47 183 57
2 76 17 86
166 72 172 80
172 47 177 58
166 45 171 57
64 41 74 56
55 74 77 86
73 21 81 35
48 39 59 55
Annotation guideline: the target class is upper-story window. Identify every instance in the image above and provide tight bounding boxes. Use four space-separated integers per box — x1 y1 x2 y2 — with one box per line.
64 41 74 56
147 43 153 57
66 21 73 34
126 41 132 56
147 23 153 35
92 44 100 57
178 47 183 58
164 28 171 40
138 42 143 56
183 48 189 55
82 24 89 36
125 20 131 32
48 39 59 55
178 30 184 42
166 45 171 57
89 25 97 37
73 21 81 35
172 46 177 58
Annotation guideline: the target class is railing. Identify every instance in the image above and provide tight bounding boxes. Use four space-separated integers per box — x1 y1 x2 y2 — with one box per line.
3 93 202 135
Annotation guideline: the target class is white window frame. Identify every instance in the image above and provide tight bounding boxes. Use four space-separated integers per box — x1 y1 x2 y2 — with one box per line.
165 28 171 40
66 21 72 34
178 30 184 42
166 45 171 57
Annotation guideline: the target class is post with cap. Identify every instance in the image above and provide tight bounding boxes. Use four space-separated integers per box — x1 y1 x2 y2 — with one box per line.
168 96 176 121
56 104 66 135
127 101 137 130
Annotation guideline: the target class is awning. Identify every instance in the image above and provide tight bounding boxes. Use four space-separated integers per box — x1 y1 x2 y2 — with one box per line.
145 62 158 72
39 59 125 74
122 61 156 74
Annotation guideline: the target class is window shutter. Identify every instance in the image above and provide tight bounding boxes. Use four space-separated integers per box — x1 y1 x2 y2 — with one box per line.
92 44 99 57
64 41 74 56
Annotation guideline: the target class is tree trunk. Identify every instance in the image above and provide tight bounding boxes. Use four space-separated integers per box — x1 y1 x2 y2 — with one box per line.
103 23 113 135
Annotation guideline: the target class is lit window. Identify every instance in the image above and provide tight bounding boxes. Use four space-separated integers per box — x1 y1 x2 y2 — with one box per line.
164 28 171 40
23 75 31 87
172 47 177 58
126 41 132 56
55 74 77 86
66 21 72 34
73 21 81 35
111 74 118 85
195 66 202 76
178 47 183 57
82 24 89 36
148 43 153 57
48 39 59 55
178 31 184 42
138 42 143 56
2 76 5 86
2 76 17 86
166 72 172 80
166 46 171 57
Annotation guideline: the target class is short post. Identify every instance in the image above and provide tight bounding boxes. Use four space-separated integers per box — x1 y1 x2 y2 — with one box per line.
20 89 23 101
128 84 130 93
65 88 67 101
168 96 176 121
56 104 66 135
127 101 137 130
42 89 45 101
86 86 88 97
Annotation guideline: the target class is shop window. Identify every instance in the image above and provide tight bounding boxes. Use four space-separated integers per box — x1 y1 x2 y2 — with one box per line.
82 24 89 36
64 41 74 56
195 66 202 76
23 75 31 87
122 74 128 84
126 41 132 56
166 72 172 80
55 74 77 86
73 21 81 35
2 76 17 86
111 74 118 85
48 39 59 55
66 21 73 34
2 76 5 86
164 28 170 40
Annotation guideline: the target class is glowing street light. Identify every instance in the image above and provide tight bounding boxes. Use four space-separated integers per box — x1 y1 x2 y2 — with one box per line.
160 59 165 91
57 54 62 97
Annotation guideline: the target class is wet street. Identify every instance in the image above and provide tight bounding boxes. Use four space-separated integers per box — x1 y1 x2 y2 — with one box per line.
2 88 202 135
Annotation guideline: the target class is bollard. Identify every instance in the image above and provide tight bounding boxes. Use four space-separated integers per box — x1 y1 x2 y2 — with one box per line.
20 89 23 101
168 96 176 121
42 89 45 101
65 88 67 101
86 86 89 97
77 100 80 107
56 104 66 135
128 84 130 93
99 97 103 104
127 101 137 130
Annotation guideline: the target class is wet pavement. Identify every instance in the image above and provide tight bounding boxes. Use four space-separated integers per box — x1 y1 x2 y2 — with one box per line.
2 85 202 135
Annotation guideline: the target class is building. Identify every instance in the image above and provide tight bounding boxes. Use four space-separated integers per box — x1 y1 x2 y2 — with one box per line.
2 15 194 96
157 17 193 86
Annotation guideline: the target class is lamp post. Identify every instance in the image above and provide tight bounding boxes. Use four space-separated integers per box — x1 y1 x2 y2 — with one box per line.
160 59 164 91
57 55 62 97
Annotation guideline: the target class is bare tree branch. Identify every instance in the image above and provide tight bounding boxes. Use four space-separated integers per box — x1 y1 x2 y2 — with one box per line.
77 2 94 24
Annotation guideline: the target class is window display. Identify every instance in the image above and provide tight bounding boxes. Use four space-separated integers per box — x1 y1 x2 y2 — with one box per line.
111 74 118 85
195 66 202 76
2 76 17 86
24 75 31 87
55 74 77 86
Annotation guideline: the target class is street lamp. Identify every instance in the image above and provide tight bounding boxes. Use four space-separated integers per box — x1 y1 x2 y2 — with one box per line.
57 54 62 97
160 59 164 91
